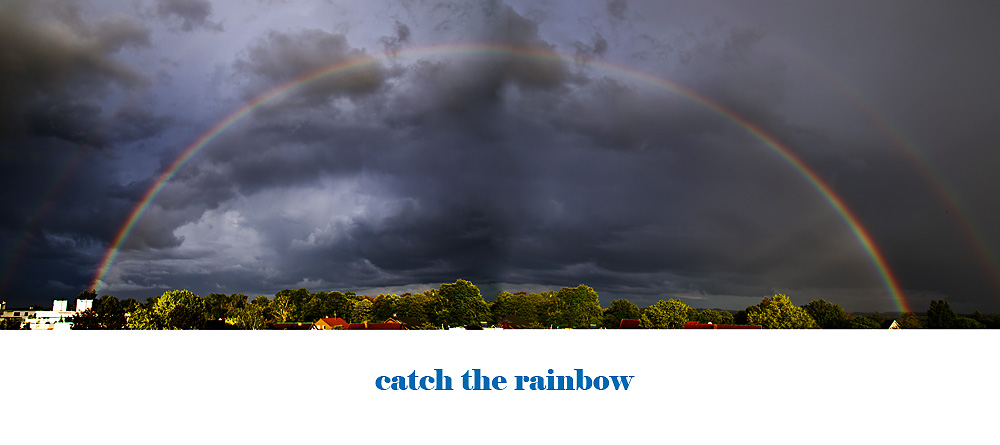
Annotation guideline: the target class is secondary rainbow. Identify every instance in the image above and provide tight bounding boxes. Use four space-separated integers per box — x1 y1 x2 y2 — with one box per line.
90 43 910 313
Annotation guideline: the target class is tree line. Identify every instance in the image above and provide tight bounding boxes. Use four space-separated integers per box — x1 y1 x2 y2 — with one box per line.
2 279 996 329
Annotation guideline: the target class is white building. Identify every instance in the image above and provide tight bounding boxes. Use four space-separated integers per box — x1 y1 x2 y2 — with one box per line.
2 299 94 330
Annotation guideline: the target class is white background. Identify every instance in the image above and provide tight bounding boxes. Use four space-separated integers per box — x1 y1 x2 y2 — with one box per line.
1 330 994 443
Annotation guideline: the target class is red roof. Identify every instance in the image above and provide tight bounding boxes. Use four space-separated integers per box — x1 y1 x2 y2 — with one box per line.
618 319 641 329
315 317 348 329
683 321 715 329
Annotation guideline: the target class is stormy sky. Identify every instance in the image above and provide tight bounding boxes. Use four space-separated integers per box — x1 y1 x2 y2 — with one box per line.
2 0 998 313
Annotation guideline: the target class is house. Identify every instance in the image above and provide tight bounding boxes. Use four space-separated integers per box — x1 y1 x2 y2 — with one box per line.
5 299 94 330
384 315 420 329
883 320 901 329
314 317 349 330
618 319 641 329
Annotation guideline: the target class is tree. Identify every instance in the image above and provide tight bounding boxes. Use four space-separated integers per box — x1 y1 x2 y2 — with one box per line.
91 295 127 330
603 299 641 329
326 291 353 320
802 299 851 329
274 288 311 321
0 318 23 330
371 294 402 322
269 293 295 323
226 305 268 330
952 317 985 329
694 309 735 325
125 290 207 330
896 312 923 329
927 300 957 329
152 290 206 329
71 309 101 330
848 316 881 329
204 293 248 321
126 307 159 330
554 285 603 328
351 298 373 323
640 299 692 329
744 294 818 329
436 280 490 327
491 291 545 327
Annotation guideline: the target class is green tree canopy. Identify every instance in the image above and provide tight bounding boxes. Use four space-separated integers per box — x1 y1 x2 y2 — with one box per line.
744 294 818 329
848 316 881 329
436 279 490 327
1 317 24 330
554 285 603 328
226 305 268 330
204 293 248 321
694 309 735 325
927 300 957 329
802 299 851 329
125 290 207 329
153 290 206 329
952 317 985 329
641 299 692 329
351 298 373 323
896 312 924 329
603 299 641 328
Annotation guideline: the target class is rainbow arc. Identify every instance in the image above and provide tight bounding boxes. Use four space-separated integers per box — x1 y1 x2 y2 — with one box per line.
90 43 911 313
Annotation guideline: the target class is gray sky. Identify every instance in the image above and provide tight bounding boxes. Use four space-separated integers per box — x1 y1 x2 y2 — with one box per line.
2 0 999 313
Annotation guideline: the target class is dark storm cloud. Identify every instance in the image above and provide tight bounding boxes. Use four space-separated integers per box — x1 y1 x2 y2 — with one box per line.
6 0 999 314
115 0 896 309
0 1 149 140
232 29 387 104
155 0 223 32
0 1 178 304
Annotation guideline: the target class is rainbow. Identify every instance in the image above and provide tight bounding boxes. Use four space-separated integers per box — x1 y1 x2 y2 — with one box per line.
770 40 1000 298
90 43 910 313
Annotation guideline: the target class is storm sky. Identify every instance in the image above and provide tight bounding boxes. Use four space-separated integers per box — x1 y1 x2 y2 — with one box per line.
2 0 998 313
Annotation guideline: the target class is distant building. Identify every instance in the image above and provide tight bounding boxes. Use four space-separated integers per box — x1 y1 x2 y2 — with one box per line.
3 299 94 330
1 301 38 328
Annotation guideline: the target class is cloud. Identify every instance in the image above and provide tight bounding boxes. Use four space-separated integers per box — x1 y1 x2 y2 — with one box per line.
0 0 150 141
232 29 386 105
606 0 627 20
155 0 223 32
4 0 1000 314
380 20 411 55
